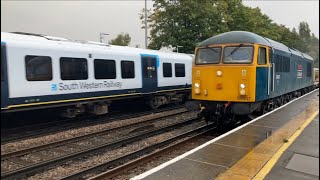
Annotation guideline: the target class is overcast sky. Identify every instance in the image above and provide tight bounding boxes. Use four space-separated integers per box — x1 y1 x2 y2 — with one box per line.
1 1 319 48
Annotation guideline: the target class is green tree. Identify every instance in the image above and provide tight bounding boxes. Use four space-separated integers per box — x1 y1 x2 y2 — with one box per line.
141 0 282 53
298 21 311 43
141 0 229 53
142 0 319 57
308 33 319 67
109 33 131 46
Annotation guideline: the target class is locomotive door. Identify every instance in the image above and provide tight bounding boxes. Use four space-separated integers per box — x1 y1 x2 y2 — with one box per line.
268 47 275 95
141 55 158 93
1 43 9 108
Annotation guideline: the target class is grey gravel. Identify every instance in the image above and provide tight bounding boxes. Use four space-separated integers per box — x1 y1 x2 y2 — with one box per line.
1 108 186 154
26 119 203 179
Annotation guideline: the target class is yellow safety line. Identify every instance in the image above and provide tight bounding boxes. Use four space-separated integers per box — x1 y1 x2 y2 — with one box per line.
253 110 319 180
215 101 319 180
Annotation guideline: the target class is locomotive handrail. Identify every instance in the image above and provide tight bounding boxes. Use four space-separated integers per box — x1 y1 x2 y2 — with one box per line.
268 65 271 95
272 63 275 91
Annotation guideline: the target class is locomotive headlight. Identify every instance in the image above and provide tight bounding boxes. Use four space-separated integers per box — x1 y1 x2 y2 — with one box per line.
217 70 222 77
194 83 200 94
195 88 200 94
240 84 245 89
240 89 246 95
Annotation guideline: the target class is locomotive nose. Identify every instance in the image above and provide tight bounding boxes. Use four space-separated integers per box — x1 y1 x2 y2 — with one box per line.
192 66 254 102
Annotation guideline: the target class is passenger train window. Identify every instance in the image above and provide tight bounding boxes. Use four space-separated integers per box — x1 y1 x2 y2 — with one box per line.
25 55 53 81
175 63 185 77
121 61 135 79
60 57 88 80
258 47 266 65
1 46 4 81
163 63 172 77
94 59 116 79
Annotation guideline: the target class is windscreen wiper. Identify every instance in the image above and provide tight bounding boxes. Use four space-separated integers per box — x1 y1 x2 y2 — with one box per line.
205 46 219 53
226 44 243 57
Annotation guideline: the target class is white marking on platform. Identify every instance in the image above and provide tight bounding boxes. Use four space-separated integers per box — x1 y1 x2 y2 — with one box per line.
248 124 277 129
131 89 318 180
213 143 250 150
184 158 228 168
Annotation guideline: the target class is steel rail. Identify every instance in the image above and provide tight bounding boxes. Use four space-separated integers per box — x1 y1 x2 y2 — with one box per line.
1 109 189 159
1 105 185 144
1 116 199 179
62 123 215 180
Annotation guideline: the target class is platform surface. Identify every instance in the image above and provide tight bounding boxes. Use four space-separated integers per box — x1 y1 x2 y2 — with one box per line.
265 114 319 180
132 89 319 180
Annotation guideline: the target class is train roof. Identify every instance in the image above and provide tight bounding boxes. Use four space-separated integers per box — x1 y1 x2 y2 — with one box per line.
198 31 313 61
1 32 193 61
198 31 271 47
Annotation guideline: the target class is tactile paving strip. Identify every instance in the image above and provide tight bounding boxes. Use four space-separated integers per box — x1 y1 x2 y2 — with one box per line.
285 153 319 176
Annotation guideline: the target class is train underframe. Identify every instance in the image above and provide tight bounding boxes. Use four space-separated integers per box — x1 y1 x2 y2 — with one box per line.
51 91 189 118
197 85 318 125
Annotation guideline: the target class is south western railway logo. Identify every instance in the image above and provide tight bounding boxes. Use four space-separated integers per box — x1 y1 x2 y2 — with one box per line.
51 81 122 91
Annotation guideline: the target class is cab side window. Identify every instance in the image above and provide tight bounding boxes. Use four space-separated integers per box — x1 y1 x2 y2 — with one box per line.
258 47 266 65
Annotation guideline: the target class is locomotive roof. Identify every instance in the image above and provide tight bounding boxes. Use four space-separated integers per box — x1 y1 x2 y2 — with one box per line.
197 31 313 61
198 31 271 47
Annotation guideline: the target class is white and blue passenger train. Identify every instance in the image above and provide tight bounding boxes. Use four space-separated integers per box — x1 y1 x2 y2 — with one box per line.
1 32 193 117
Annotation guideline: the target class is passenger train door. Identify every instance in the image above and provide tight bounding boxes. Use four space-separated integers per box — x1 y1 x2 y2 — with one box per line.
141 55 158 93
1 43 9 108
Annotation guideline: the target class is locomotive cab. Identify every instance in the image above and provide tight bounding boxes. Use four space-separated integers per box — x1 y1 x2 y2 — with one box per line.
193 43 273 103
192 44 272 116
192 31 315 124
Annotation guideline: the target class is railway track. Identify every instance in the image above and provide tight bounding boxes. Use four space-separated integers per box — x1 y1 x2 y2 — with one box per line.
62 123 216 180
1 111 199 179
1 105 185 144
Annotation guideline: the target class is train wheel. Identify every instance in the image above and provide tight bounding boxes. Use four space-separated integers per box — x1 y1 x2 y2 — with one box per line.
149 98 159 109
262 104 269 114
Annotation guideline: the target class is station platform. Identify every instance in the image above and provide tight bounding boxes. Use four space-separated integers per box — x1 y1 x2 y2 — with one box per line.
132 89 319 180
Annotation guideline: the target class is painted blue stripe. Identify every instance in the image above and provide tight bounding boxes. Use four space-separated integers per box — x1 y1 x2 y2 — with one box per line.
140 53 160 68
140 53 158 57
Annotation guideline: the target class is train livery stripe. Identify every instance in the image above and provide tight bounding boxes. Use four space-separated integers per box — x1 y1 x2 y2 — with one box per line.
3 93 141 109
1 87 191 110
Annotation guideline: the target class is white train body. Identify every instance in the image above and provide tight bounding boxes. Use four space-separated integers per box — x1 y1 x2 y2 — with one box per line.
1 32 192 117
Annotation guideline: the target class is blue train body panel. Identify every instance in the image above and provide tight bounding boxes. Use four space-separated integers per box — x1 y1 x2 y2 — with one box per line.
256 49 314 102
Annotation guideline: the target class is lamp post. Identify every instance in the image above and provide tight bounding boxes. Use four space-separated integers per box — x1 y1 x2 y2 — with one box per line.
176 45 183 53
145 0 148 49
99 33 109 43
